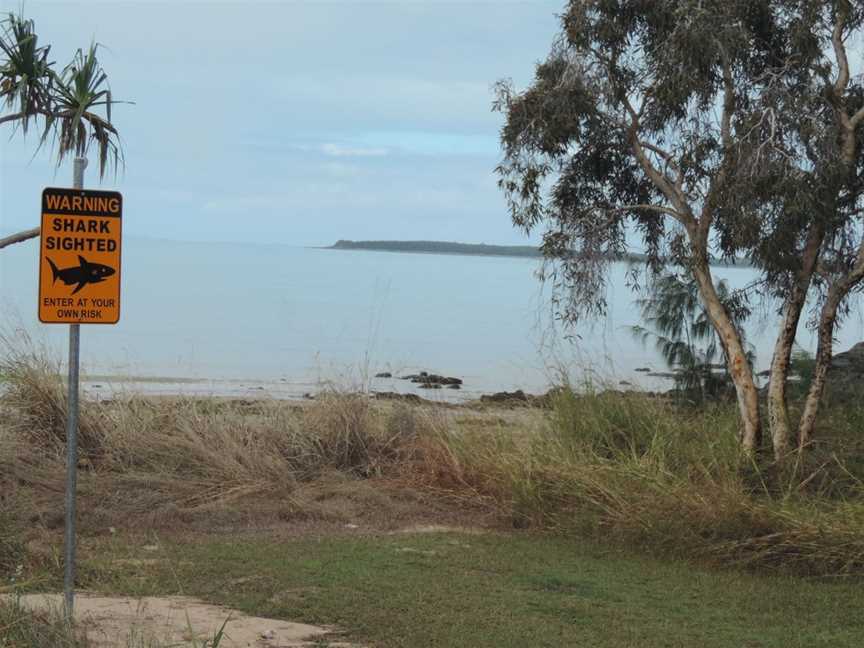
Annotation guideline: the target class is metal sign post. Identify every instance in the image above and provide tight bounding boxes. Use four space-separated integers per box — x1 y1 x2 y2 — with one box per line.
64 156 87 621
40 162 122 623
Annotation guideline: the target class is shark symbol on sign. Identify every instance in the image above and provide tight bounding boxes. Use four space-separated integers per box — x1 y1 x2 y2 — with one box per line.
46 255 116 295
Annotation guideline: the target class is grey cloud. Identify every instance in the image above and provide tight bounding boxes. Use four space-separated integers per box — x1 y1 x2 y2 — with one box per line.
1 0 560 249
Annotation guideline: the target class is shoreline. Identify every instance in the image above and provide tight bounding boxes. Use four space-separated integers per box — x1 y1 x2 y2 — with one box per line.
75 372 666 409
78 374 537 405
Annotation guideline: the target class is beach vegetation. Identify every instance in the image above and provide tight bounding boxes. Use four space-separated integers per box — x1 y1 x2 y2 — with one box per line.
629 271 753 401
0 10 127 252
3 343 864 644
2 346 863 579
494 0 864 461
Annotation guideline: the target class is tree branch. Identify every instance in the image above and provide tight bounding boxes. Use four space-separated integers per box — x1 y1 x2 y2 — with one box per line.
0 226 39 250
622 97 693 226
639 141 684 190
697 41 738 243
717 41 735 153
827 7 860 164
611 204 682 218
831 12 849 98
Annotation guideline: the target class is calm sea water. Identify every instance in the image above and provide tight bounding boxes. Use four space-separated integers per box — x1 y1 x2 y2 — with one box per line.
2 237 863 401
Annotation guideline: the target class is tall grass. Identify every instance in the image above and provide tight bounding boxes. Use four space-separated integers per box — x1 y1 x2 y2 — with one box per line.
2 339 864 576
408 386 864 575
0 507 26 582
0 597 87 648
0 331 106 458
0 340 429 527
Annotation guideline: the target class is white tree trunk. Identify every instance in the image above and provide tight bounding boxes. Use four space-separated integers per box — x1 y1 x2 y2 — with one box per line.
691 260 762 453
767 308 799 457
798 259 864 449
767 226 823 461
797 291 840 449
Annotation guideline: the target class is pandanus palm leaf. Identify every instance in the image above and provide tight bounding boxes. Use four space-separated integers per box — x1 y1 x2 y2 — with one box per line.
0 13 54 133
44 43 124 178
2 12 127 179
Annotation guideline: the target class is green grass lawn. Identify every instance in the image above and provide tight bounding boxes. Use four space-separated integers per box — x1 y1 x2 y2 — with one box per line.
74 531 864 648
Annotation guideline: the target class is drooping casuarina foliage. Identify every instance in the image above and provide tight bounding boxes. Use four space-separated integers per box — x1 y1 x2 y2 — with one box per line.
630 272 753 400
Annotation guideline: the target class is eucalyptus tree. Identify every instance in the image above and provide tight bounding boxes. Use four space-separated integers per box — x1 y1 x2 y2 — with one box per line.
773 1 863 452
0 12 124 250
722 0 863 454
495 0 863 459
494 1 788 453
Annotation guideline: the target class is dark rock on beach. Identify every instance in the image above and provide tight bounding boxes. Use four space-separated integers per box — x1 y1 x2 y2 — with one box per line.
400 372 464 387
480 389 529 404
375 372 393 378
373 391 423 404
476 387 569 408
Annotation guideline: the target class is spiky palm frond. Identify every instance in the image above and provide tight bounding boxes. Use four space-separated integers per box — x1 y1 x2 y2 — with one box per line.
45 43 125 177
0 13 54 133
1 13 127 179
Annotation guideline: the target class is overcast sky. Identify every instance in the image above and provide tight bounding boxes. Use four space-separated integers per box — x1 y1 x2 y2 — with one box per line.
1 0 562 245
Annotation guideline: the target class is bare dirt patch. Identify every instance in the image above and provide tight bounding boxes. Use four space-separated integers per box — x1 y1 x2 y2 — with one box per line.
9 593 357 647
389 524 488 535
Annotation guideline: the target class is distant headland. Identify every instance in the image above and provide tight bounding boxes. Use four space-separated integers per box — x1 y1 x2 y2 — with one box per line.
325 240 750 266
327 240 544 258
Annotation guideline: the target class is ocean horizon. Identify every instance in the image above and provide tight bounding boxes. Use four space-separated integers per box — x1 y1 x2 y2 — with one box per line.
3 235 864 402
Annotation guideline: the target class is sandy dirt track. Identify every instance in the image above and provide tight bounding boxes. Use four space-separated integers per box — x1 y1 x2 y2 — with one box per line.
9 592 357 647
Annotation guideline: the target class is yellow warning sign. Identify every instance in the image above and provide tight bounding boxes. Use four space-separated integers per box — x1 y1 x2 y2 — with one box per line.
38 187 122 324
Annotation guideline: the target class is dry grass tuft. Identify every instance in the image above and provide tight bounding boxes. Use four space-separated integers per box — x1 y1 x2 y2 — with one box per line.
0 341 441 528
0 597 89 648
0 505 26 580
0 332 107 459
302 390 412 476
